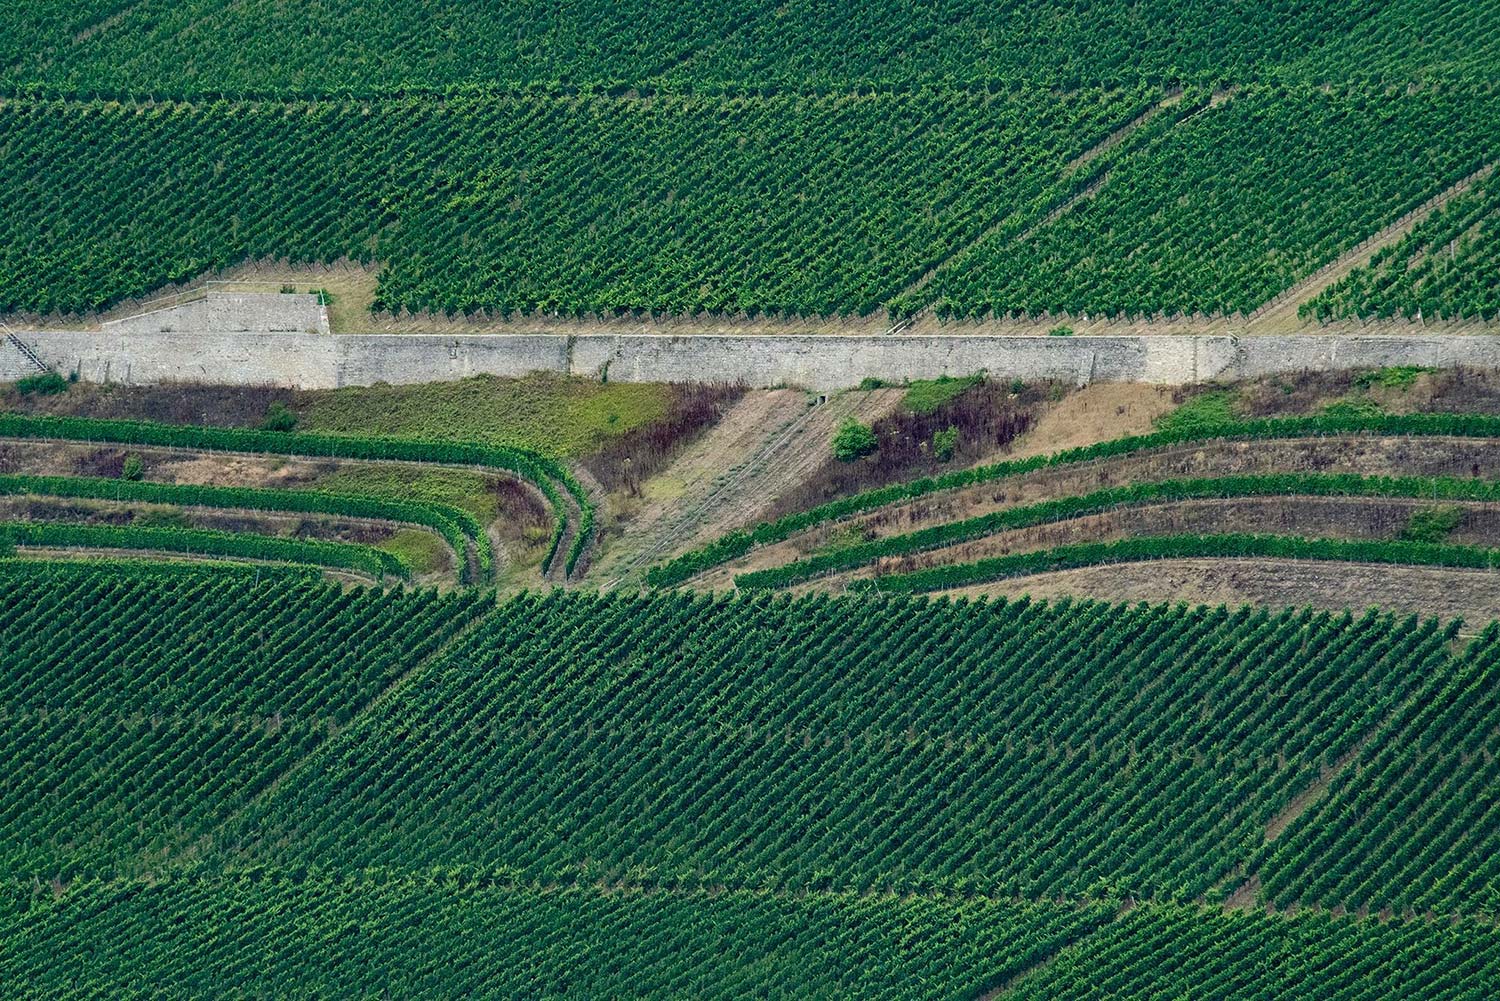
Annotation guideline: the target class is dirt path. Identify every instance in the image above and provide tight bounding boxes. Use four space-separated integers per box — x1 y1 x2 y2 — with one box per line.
932 558 1500 627
592 388 902 588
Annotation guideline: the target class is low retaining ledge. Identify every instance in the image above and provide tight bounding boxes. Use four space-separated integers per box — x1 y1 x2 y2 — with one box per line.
6 330 1500 391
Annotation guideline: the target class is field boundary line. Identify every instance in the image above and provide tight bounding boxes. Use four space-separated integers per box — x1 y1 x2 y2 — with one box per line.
978 901 1132 1000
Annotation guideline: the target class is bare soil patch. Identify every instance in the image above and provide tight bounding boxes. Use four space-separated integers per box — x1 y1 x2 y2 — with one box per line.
591 388 903 586
707 434 1500 583
1003 383 1179 461
861 495 1500 577
930 558 1500 626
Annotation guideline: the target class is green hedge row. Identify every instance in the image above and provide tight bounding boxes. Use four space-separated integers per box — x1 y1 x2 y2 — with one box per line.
0 412 593 578
0 521 407 581
649 412 1500 587
0 473 488 583
733 472 1500 589
847 534 1500 594
0 557 323 583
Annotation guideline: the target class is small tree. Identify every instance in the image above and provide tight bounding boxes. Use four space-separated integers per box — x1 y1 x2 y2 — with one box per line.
121 454 145 481
832 419 878 462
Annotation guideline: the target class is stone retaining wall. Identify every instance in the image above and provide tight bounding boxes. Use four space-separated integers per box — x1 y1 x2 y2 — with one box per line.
6 328 1500 391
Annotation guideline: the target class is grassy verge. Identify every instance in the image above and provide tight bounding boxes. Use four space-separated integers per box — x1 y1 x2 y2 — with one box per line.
300 373 670 458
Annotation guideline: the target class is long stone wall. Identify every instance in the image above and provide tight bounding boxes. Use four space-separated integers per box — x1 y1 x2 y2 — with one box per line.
7 328 1500 391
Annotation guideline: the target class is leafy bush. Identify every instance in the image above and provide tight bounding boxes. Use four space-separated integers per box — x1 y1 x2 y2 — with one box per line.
931 426 959 462
120 454 144 481
832 419 878 462
260 402 298 432
1402 505 1463 543
14 371 67 396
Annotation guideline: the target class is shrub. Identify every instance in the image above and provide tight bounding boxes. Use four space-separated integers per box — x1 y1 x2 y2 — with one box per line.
260 402 298 432
832 419 878 462
121 454 145 481
1402 505 1463 543
1047 324 1075 337
932 426 959 462
15 371 68 396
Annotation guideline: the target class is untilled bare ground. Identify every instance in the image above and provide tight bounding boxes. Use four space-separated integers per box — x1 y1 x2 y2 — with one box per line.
928 558 1500 627
590 388 903 587
857 495 1500 577
1001 383 1179 461
707 435 1500 583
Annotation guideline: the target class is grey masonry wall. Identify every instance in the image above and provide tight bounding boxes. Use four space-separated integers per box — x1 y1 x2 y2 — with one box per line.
9 328 1500 391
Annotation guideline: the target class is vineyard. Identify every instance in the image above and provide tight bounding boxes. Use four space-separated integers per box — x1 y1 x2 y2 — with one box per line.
1307 168 1500 322
6 0 1500 992
3 573 1498 993
648 410 1500 589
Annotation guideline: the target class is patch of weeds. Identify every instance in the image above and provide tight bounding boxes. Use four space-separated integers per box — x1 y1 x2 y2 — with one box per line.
1322 396 1385 419
1355 366 1432 391
133 507 192 529
1155 390 1237 434
377 528 451 576
1402 505 1463 543
817 521 876 554
858 377 888 390
904 374 981 414
1047 324 1074 337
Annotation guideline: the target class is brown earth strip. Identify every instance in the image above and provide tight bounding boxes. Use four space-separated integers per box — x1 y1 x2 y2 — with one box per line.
706 434 1500 585
928 558 1500 627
